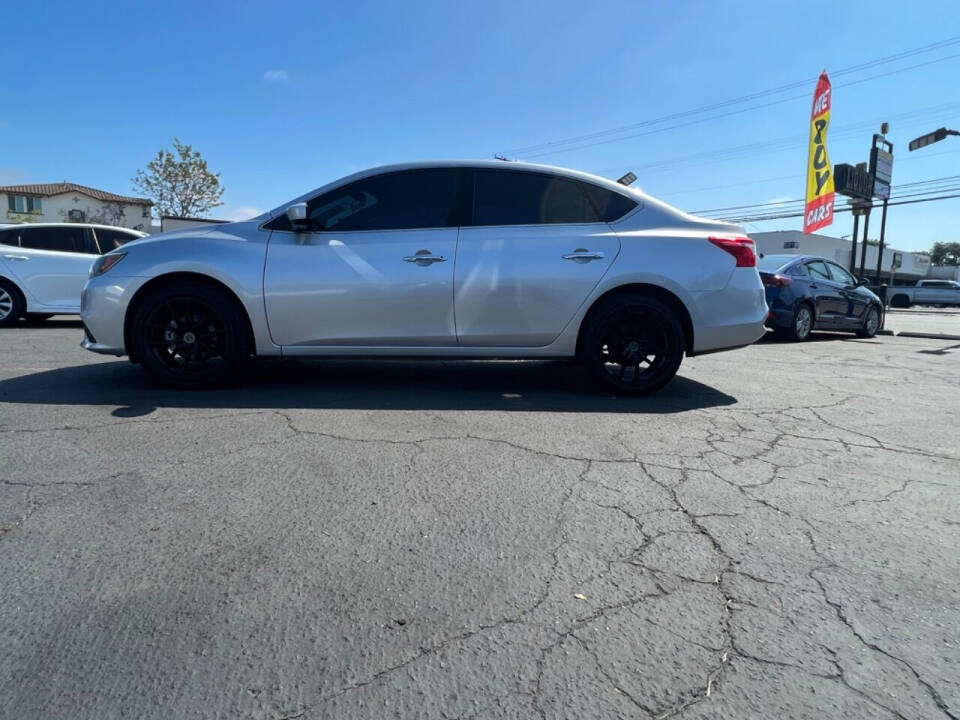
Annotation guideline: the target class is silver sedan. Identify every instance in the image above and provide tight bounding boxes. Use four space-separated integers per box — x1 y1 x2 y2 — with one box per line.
81 161 767 395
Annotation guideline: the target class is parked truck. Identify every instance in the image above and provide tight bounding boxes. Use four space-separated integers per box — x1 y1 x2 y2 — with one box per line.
888 280 960 308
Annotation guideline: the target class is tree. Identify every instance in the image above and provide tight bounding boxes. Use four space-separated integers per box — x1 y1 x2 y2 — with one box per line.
929 242 960 266
133 139 224 218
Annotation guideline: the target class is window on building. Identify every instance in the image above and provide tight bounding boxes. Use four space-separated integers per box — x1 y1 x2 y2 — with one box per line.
142 205 151 218
783 240 799 249
7 195 42 213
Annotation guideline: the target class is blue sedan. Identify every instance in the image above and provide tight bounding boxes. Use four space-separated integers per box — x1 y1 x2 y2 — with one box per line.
759 254 883 341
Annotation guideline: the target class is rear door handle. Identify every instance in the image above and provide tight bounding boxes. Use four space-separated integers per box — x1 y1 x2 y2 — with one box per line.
3 254 28 261
810 283 819 289
562 250 605 263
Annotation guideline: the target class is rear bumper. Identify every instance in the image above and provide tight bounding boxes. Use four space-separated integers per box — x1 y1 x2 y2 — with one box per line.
690 269 768 353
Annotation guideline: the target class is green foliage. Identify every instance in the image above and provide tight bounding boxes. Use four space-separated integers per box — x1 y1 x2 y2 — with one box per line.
929 241 960 266
133 139 224 218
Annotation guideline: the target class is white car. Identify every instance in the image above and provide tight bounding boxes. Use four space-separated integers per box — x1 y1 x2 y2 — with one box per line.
81 161 767 395
0 223 146 325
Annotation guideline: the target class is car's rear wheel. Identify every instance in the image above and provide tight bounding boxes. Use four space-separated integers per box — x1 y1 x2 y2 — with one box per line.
776 302 814 342
130 281 250 388
857 305 881 338
0 279 25 328
578 294 684 396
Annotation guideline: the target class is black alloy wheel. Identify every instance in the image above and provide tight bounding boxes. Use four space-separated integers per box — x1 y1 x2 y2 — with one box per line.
580 294 684 396
131 282 249 388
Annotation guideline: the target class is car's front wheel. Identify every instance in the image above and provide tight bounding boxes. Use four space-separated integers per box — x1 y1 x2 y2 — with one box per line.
129 281 250 388
578 294 685 396
857 305 881 338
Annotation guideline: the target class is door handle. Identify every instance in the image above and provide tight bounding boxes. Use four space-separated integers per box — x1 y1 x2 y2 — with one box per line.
3 254 28 261
809 283 819 289
562 250 605 263
403 252 446 265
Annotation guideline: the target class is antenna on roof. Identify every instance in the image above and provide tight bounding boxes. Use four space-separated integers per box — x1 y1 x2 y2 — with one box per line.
494 154 512 162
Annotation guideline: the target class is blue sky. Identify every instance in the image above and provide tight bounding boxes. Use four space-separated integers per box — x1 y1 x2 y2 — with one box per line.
1 0 958 251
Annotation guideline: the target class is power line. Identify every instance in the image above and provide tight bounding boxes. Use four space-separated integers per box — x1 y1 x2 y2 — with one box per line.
517 51 960 160
720 192 960 224
499 35 960 158
692 175 960 215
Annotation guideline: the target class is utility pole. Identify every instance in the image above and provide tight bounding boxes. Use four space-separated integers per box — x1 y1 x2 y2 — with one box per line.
871 125 893 283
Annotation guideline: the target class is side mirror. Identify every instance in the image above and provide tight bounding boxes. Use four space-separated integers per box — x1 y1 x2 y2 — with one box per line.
285 202 309 231
856 277 869 286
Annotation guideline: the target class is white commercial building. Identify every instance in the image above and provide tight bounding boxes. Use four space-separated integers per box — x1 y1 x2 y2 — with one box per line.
0 182 153 231
749 230 936 283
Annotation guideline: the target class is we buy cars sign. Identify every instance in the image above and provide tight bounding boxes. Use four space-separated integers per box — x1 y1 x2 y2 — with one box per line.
804 72 835 234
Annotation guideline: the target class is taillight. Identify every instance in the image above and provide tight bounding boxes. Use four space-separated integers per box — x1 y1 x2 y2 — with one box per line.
762 273 792 288
708 236 757 267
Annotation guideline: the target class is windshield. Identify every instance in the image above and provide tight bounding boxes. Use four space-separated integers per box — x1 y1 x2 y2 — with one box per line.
757 254 796 272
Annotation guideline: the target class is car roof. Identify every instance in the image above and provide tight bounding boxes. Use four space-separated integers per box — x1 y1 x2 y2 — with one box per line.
0 222 146 235
272 160 645 217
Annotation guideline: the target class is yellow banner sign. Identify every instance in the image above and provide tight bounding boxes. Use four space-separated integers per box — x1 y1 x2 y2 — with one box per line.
804 71 835 233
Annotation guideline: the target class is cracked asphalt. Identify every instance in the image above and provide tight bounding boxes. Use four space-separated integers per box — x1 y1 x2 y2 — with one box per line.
1 319 958 720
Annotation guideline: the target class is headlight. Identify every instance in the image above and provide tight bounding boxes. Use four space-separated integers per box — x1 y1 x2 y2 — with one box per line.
90 252 127 278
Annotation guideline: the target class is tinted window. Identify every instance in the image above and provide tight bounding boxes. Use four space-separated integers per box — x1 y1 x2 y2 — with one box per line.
474 170 601 226
580 183 638 222
94 228 139 252
757 254 796 272
20 227 93 253
806 261 831 281
826 262 856 285
293 169 465 232
0 229 18 247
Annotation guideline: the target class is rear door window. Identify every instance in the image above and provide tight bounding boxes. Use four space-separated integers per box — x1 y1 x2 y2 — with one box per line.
19 226 95 253
806 261 831 281
579 183 638 222
473 170 602 226
94 228 140 252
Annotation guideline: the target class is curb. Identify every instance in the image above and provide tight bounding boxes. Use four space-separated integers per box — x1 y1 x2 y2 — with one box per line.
877 329 894 335
895 331 960 341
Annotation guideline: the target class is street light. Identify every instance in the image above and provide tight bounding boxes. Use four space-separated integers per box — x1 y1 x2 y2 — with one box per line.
908 127 960 152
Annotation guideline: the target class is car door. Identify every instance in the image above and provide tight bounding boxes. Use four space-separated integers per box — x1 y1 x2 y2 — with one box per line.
804 260 844 324
454 169 624 346
263 168 467 347
6 226 98 309
826 261 868 326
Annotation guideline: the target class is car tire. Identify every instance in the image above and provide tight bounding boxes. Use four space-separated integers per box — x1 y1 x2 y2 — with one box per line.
578 293 685 396
25 313 54 322
777 302 814 342
0 279 26 328
857 305 881 338
130 281 250 389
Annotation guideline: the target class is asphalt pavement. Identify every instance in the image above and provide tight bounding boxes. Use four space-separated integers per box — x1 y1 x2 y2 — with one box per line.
1 319 958 719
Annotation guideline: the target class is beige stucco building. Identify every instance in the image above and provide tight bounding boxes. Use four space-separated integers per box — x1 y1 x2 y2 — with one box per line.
1 182 153 231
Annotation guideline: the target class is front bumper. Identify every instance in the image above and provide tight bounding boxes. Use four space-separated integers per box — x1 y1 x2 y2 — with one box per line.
80 274 150 356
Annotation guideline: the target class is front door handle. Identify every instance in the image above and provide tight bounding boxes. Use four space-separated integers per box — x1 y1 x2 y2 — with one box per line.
810 283 819 289
403 250 446 265
3 254 28 261
562 249 605 263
